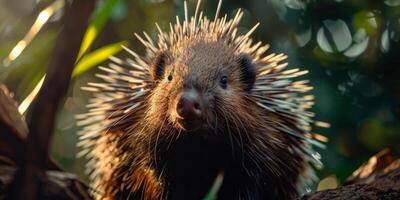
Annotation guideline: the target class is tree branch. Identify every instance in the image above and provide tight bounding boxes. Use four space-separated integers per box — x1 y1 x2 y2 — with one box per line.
13 1 96 199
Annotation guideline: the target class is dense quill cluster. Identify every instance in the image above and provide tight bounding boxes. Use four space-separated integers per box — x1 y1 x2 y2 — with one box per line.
77 1 326 199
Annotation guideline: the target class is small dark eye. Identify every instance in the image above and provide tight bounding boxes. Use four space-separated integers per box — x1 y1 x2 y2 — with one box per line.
167 74 173 81
219 75 228 89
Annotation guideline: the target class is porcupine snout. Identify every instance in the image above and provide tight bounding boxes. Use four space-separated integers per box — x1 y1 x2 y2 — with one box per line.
175 88 208 130
177 88 203 120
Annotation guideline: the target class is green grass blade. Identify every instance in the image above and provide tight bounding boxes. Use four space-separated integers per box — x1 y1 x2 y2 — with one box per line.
203 172 224 200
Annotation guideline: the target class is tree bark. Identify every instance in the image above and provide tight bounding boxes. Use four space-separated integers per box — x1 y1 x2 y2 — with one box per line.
299 149 400 200
0 84 93 199
3 0 96 199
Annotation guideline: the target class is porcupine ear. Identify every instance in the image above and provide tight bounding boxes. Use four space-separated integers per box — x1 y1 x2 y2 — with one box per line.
238 53 256 92
151 52 168 80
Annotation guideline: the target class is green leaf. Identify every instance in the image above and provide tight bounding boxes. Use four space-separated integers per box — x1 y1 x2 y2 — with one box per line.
77 0 120 60
72 41 127 77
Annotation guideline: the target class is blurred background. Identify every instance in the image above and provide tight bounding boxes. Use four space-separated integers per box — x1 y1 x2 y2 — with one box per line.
0 0 399 191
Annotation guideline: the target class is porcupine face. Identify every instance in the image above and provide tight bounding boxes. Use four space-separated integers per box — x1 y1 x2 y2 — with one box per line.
147 40 256 132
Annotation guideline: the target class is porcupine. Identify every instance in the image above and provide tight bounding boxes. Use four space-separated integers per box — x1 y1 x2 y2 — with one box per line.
77 1 325 199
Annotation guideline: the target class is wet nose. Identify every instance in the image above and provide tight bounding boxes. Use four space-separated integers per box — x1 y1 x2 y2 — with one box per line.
177 89 202 120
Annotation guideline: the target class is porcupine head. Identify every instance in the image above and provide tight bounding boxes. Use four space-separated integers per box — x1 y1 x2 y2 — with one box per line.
77 1 325 199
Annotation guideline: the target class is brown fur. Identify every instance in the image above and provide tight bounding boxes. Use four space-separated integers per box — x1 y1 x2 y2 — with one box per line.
78 3 322 199
93 40 305 199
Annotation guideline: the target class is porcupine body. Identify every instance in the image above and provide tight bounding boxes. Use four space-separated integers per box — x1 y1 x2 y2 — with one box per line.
77 1 324 199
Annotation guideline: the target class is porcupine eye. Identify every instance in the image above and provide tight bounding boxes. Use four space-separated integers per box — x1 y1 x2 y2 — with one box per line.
219 75 228 89
151 52 168 80
238 53 256 91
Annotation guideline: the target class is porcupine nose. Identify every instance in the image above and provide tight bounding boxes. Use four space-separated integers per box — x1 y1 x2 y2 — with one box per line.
177 89 202 120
